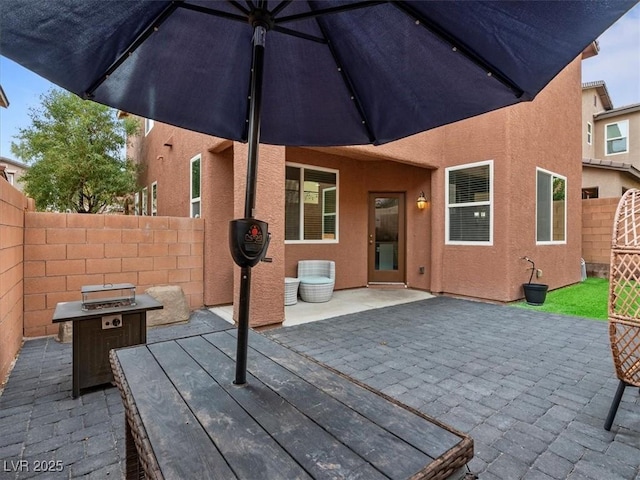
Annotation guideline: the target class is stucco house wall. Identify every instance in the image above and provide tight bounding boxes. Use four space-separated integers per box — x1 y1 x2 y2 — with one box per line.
128 56 584 326
582 167 640 198
503 58 583 299
284 148 432 292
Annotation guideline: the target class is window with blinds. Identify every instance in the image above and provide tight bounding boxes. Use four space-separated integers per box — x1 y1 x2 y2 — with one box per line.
285 164 338 242
446 161 492 244
536 168 566 243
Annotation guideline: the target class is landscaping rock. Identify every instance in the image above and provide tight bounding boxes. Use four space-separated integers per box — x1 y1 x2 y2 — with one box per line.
144 286 189 327
57 321 72 343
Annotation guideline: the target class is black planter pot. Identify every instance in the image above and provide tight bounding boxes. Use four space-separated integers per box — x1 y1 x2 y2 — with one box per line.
522 283 548 305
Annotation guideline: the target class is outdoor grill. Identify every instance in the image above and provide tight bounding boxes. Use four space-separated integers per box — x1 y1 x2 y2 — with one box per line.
81 283 136 311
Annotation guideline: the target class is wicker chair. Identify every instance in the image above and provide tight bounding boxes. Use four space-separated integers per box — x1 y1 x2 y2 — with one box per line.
604 188 640 431
298 260 335 303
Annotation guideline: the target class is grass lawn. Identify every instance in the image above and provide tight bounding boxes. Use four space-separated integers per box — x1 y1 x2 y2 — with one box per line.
513 277 609 320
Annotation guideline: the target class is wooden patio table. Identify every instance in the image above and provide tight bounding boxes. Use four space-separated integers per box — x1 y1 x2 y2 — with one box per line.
110 327 473 480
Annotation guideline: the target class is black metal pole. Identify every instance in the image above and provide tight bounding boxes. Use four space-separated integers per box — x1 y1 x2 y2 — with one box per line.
604 380 627 431
235 24 266 385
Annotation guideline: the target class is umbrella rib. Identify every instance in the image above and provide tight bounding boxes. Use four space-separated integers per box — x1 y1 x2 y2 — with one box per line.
277 1 386 25
179 3 248 23
394 1 525 99
84 1 182 98
313 17 376 143
228 1 250 15
271 1 292 17
272 26 327 44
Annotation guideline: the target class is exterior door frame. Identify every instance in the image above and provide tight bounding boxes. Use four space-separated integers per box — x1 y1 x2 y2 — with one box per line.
368 192 406 284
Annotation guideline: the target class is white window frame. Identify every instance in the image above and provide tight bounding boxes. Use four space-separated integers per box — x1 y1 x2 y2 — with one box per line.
190 154 201 218
144 118 154 136
6 171 14 185
536 167 567 245
586 122 592 145
151 181 157 216
322 186 337 240
285 162 339 244
605 120 629 156
134 192 140 215
445 160 493 246
141 187 148 215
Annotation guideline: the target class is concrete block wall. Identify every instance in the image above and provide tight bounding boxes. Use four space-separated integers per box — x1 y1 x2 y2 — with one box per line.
23 213 205 337
0 180 29 383
582 197 619 277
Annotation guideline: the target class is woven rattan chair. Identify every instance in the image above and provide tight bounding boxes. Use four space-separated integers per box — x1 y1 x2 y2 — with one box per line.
604 188 640 431
298 260 335 303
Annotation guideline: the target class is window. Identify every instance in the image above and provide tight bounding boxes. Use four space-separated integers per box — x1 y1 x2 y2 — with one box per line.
285 163 338 242
445 161 493 245
151 181 157 216
586 122 592 145
605 120 628 155
536 168 566 243
6 172 14 185
144 118 154 136
141 187 148 215
134 192 140 215
582 187 598 199
190 155 201 218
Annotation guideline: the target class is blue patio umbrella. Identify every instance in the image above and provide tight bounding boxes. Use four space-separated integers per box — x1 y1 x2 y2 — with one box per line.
1 0 636 384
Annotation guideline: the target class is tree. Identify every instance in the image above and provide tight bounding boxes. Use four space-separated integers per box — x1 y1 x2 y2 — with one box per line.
12 89 139 213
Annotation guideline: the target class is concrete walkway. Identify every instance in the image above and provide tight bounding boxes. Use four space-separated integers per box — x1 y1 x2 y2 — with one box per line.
209 286 435 326
0 296 638 479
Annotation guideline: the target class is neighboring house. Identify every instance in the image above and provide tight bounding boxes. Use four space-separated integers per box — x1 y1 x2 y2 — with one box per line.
0 84 8 108
581 80 640 198
0 156 28 193
129 55 586 328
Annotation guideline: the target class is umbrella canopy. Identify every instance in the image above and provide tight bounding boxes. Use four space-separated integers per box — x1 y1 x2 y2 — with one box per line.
1 1 636 147
2 0 636 384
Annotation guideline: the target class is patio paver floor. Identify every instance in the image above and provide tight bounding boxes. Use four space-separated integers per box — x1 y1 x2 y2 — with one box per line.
0 296 638 479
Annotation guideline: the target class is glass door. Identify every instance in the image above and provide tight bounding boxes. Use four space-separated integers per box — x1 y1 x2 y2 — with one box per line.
368 193 405 283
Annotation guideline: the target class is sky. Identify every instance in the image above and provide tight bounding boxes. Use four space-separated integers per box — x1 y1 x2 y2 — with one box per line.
1 4 639 162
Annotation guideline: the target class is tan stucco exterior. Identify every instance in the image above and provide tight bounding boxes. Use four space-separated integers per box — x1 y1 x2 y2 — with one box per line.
130 57 585 327
593 107 640 166
0 157 29 193
581 82 640 198
582 166 640 198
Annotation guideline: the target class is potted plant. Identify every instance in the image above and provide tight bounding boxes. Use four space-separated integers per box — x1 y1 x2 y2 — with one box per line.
521 257 548 305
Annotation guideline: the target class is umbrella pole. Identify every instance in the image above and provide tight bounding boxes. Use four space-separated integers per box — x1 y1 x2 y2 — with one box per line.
235 25 267 385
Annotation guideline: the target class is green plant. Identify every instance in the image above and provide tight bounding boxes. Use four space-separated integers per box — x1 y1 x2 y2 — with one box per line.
513 277 609 320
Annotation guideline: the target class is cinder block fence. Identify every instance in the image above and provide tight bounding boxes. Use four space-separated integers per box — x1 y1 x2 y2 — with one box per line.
581 197 619 278
23 212 204 337
0 182 29 384
1 179 205 383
